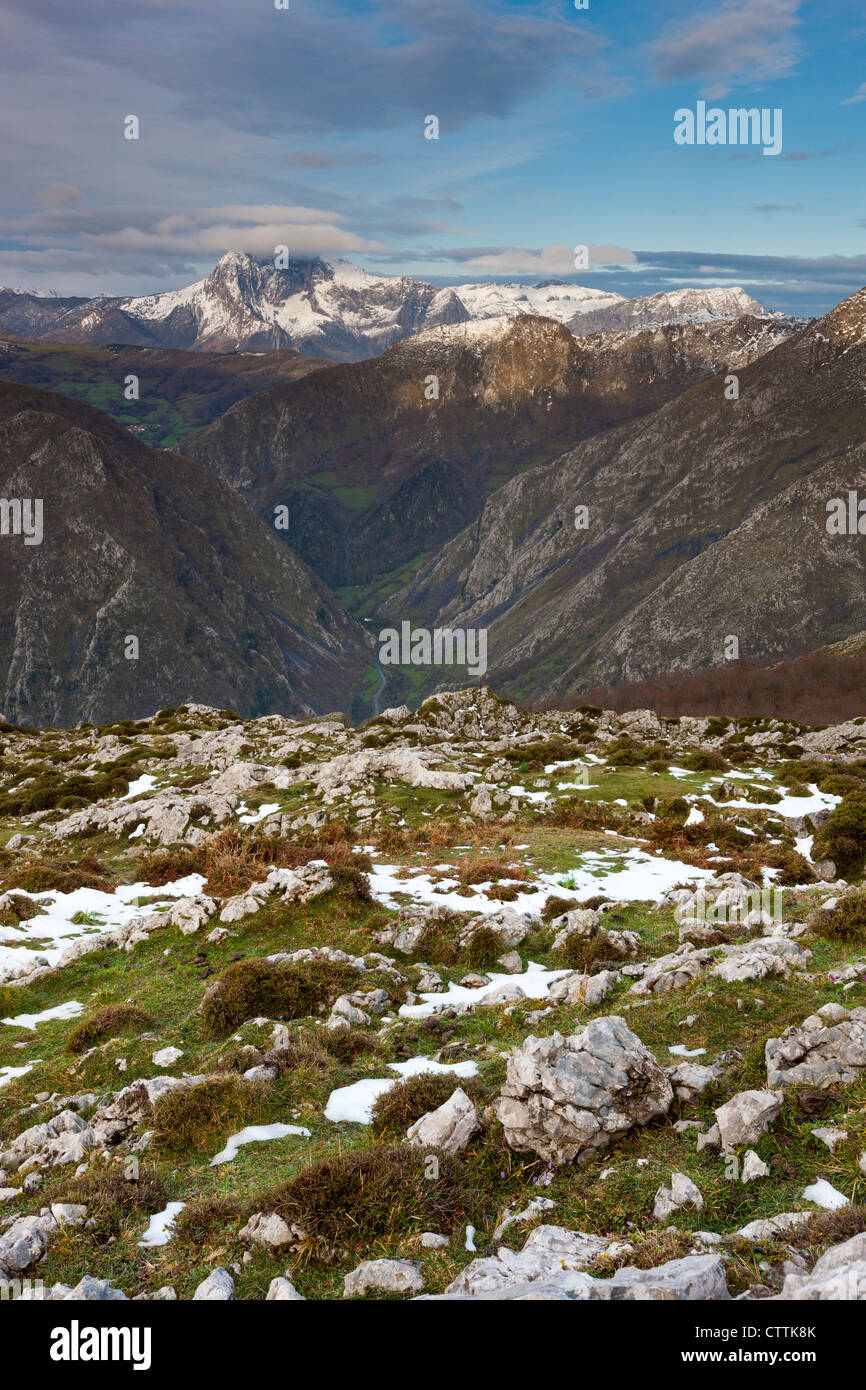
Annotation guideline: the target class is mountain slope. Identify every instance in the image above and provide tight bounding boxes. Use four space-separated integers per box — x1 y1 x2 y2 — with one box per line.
0 383 372 726
387 287 866 702
0 338 329 449
183 311 797 597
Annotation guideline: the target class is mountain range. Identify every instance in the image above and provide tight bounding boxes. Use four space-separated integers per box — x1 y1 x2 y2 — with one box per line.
0 252 786 361
0 253 861 727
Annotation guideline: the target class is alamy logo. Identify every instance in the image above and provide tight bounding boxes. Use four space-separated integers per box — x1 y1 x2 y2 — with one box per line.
826 490 866 534
0 497 43 545
378 621 487 678
50 1320 152 1371
1 1277 43 1299
674 101 782 157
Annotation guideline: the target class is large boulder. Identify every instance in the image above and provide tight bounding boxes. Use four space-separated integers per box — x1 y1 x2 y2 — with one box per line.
497 1015 673 1165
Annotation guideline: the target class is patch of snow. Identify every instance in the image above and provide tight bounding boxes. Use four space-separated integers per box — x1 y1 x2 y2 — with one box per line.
2 1000 83 1030
138 1201 186 1247
209 1122 311 1167
802 1178 849 1210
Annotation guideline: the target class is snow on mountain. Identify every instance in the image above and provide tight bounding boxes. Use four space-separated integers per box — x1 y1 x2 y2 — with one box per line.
571 286 767 335
119 254 469 359
453 279 625 323
0 254 774 359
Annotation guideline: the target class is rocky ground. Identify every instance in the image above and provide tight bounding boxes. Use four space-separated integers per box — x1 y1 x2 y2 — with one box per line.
1 688 866 1301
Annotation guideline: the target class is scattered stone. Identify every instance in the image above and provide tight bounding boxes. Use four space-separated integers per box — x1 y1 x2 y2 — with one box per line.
406 1088 481 1156
714 1090 783 1150
266 1276 306 1301
741 1150 770 1182
193 1267 234 1301
239 1212 293 1248
344 1259 425 1297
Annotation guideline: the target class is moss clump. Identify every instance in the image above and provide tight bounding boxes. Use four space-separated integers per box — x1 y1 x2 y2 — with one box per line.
201 957 360 1036
66 1004 152 1055
262 1144 473 1245
370 1073 489 1137
152 1074 260 1154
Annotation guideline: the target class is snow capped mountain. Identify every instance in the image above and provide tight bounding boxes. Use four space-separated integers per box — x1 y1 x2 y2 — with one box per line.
571 286 768 335
453 278 625 323
118 253 469 359
0 254 773 359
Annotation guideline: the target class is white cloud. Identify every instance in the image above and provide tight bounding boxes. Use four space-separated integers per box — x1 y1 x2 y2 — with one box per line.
650 0 802 99
842 83 866 105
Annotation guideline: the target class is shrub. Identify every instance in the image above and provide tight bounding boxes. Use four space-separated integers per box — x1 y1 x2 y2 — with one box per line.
201 957 360 1036
810 892 866 943
3 857 113 893
66 1004 152 1055
680 749 727 772
557 930 614 972
813 792 866 877
319 1026 382 1063
464 925 505 968
370 1073 489 1137
262 1144 473 1244
172 1195 248 1246
134 846 202 886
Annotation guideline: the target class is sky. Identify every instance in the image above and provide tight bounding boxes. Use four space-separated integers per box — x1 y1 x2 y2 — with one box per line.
0 0 865 314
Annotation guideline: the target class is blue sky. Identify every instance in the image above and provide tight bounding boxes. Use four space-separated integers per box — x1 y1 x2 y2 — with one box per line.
1 0 864 313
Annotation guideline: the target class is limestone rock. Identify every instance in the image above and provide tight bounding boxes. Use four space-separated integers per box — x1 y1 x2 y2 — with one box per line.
406 1088 481 1156
765 1008 866 1088
714 1090 783 1149
193 1267 234 1300
497 1015 673 1165
344 1259 425 1297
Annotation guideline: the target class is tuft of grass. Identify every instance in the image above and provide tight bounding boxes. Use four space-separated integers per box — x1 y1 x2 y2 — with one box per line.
370 1073 489 1137
262 1144 473 1247
66 1003 152 1055
201 957 361 1036
152 1074 261 1155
